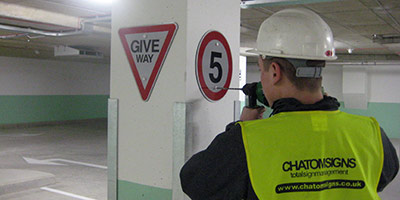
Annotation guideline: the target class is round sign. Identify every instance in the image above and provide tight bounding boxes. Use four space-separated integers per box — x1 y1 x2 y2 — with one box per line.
196 31 233 102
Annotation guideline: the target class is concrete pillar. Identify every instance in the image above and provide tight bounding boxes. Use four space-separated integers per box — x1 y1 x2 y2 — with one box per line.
239 56 247 102
110 0 240 199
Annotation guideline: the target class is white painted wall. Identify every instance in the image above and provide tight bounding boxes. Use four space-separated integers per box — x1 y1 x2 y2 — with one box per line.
239 56 247 101
246 61 400 104
0 56 110 95
246 62 260 84
368 65 400 103
323 64 400 103
320 65 343 100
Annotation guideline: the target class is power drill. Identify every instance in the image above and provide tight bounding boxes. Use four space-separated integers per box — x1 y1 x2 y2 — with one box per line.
217 82 269 108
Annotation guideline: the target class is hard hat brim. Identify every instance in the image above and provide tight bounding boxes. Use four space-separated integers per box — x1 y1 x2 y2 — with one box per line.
246 48 337 61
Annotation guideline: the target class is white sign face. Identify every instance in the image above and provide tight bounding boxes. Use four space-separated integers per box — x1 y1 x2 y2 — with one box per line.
196 31 232 102
201 39 230 93
124 31 168 88
119 23 178 101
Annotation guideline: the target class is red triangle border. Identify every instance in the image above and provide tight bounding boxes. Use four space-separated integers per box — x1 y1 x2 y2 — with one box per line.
119 23 178 101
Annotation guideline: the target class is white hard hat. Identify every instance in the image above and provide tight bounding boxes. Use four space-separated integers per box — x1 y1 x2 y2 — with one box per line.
248 8 337 61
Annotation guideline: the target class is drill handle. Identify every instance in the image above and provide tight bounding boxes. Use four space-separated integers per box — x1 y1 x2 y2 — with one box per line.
248 93 258 108
242 82 264 109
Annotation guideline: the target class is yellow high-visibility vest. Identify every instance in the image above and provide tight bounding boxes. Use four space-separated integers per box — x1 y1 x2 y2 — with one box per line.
238 110 383 200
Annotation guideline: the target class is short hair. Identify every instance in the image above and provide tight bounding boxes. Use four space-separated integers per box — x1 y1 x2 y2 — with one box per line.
262 57 323 92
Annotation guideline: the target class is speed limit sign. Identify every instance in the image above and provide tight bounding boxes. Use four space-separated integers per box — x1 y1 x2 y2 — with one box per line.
196 31 233 102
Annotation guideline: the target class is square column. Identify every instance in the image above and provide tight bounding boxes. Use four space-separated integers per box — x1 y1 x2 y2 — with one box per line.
110 0 240 199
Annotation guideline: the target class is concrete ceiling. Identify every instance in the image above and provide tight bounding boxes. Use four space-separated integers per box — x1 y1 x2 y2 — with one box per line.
0 0 399 63
241 0 400 62
0 0 111 63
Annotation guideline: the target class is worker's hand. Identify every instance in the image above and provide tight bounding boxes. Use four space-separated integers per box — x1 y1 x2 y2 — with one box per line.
240 106 266 121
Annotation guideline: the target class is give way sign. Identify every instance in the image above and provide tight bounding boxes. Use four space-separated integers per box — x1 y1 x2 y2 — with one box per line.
119 23 178 101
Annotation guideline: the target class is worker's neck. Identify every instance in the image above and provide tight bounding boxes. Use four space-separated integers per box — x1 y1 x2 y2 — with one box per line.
279 86 323 105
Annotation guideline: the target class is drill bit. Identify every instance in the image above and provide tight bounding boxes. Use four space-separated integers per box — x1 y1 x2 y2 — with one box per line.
214 86 242 90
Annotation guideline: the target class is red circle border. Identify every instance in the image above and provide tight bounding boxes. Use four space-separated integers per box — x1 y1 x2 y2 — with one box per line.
196 31 233 102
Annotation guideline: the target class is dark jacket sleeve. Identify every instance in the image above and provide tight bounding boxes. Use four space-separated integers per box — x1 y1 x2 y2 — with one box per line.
180 123 249 200
377 127 399 192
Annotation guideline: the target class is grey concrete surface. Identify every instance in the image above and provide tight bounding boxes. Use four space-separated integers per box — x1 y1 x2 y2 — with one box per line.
0 120 107 200
0 169 56 195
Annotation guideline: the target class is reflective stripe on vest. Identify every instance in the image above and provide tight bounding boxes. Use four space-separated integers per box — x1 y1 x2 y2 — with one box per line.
238 111 383 200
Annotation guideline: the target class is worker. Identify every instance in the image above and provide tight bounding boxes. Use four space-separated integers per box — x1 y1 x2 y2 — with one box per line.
180 8 399 200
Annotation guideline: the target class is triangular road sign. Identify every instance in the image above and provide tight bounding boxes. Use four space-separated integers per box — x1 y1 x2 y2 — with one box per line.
119 23 178 101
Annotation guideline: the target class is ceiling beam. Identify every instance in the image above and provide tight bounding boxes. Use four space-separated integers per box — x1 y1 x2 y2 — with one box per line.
0 2 79 29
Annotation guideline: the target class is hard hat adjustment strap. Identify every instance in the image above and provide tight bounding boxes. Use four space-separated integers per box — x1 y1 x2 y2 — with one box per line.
296 67 322 78
287 58 324 78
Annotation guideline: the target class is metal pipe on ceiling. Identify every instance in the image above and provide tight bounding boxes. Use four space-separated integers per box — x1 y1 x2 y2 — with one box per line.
82 15 111 24
327 61 400 65
0 33 28 39
0 15 75 31
240 0 339 9
0 23 85 37
0 15 111 38
246 60 400 65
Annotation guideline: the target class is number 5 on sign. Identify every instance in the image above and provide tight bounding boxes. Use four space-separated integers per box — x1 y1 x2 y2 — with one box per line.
210 51 223 83
196 31 233 102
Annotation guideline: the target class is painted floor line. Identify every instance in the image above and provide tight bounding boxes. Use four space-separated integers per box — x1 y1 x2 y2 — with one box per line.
55 159 107 169
41 187 96 200
23 157 107 169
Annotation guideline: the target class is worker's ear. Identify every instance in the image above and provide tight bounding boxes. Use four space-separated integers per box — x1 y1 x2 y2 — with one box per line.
270 62 282 85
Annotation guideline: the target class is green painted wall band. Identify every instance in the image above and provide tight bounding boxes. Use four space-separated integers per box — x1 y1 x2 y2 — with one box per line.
340 102 400 139
118 180 172 200
0 95 109 125
254 101 400 139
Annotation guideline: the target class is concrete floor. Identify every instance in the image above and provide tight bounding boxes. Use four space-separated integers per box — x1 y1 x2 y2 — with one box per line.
0 120 107 200
0 120 398 199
